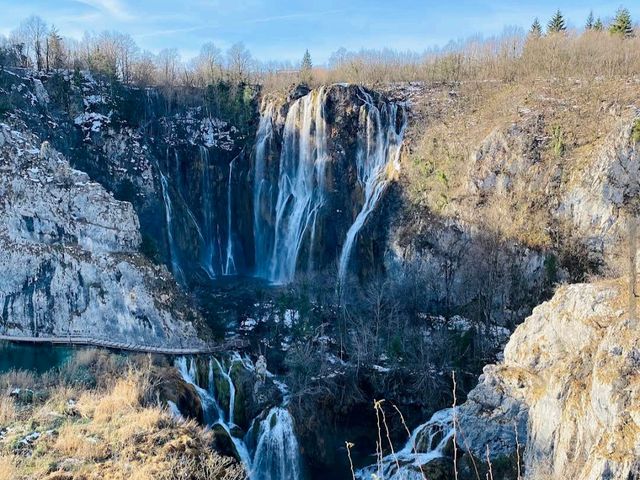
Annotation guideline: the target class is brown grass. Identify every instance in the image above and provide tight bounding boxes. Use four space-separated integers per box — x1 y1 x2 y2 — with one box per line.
0 352 244 480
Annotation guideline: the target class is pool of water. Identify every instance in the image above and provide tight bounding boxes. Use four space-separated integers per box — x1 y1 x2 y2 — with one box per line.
0 341 76 374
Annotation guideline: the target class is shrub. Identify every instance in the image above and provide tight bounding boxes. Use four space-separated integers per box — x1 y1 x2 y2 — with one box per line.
632 118 640 144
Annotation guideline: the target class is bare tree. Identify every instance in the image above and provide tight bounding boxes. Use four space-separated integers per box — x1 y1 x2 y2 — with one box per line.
131 50 156 86
13 15 48 70
226 42 252 83
156 48 181 85
192 42 223 86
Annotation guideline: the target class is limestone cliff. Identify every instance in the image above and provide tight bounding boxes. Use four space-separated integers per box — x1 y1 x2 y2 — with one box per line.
458 280 640 479
0 119 206 347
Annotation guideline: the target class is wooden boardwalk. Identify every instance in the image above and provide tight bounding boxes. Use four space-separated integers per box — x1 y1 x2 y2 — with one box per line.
0 334 247 356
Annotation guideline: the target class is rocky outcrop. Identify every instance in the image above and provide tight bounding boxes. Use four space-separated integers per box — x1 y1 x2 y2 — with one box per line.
457 280 640 479
559 114 640 268
0 120 206 347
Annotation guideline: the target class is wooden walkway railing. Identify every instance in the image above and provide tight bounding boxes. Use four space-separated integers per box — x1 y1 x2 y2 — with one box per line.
0 334 248 355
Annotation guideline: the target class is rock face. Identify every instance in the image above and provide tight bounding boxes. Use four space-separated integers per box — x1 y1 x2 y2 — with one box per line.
458 280 640 479
0 120 205 347
559 115 640 268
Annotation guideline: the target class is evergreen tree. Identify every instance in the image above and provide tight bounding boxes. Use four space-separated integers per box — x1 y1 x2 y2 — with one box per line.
300 49 313 84
585 10 595 30
594 17 604 31
609 7 634 37
547 9 567 33
530 18 543 37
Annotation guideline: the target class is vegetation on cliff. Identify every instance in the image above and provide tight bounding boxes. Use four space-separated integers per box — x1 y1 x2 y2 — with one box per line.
0 349 243 480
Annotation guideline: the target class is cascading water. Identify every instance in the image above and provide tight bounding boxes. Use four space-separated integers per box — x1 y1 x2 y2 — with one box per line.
159 168 185 285
253 102 276 279
248 407 302 480
252 88 330 283
224 158 238 276
200 146 219 278
174 356 303 480
337 88 406 283
356 408 455 480
252 85 405 284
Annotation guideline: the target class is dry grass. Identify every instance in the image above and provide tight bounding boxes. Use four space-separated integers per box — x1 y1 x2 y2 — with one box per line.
401 76 639 253
0 352 244 480
0 455 17 480
0 397 15 425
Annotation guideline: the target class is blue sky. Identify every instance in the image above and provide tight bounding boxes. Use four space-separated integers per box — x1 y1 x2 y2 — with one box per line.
0 0 637 64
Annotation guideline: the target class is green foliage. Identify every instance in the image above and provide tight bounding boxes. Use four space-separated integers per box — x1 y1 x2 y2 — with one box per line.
585 10 595 30
203 81 256 136
632 118 640 144
544 253 558 285
610 7 634 37
593 17 604 31
530 18 543 37
299 49 313 85
551 125 566 157
547 9 567 34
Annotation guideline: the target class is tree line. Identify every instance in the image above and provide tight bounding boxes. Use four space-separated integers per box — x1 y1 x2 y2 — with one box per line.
1 7 638 90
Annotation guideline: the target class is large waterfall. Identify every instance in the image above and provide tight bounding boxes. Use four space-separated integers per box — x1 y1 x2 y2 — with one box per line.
253 85 406 284
253 87 330 284
174 356 303 480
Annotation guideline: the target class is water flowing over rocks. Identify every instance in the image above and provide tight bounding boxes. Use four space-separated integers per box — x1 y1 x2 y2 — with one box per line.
253 84 407 283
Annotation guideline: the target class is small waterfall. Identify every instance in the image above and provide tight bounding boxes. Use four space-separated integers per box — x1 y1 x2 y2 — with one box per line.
253 102 276 278
212 357 237 424
174 356 303 480
356 408 455 480
248 407 302 480
224 158 238 276
159 168 185 285
337 88 406 282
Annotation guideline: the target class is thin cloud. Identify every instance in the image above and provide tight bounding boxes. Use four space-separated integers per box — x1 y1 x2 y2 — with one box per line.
242 9 345 25
73 0 133 20
135 25 209 39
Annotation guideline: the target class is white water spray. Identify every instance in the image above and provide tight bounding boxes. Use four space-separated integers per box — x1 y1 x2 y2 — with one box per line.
356 408 455 480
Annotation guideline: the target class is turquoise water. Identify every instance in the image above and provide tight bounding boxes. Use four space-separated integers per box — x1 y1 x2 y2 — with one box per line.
0 341 75 373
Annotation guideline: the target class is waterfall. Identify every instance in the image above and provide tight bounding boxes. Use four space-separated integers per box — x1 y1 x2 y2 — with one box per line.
224 158 238 276
268 87 329 284
159 168 185 285
356 408 455 480
337 88 406 282
248 407 302 480
212 357 237 424
200 146 218 278
174 356 303 480
252 85 405 284
253 102 275 278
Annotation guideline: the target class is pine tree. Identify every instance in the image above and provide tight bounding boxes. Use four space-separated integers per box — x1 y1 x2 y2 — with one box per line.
530 18 543 37
585 10 595 30
547 9 567 34
609 7 634 37
300 49 313 85
594 17 604 31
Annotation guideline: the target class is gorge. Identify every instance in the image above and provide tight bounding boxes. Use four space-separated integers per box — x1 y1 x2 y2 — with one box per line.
1 40 640 480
